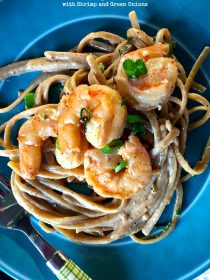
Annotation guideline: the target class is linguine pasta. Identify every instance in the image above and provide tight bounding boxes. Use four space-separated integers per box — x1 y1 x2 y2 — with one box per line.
0 11 209 244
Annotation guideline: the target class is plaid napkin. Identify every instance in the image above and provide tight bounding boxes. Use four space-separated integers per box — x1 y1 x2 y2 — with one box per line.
57 259 92 280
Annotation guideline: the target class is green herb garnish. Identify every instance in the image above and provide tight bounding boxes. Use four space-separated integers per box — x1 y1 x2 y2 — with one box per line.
102 139 124 154
131 122 145 135
115 160 128 173
56 139 60 150
24 93 35 109
136 59 147 75
98 63 105 73
127 114 141 123
123 59 147 79
176 209 181 216
123 59 137 79
80 108 91 125
169 41 175 56
127 114 145 135
121 99 127 106
40 113 48 120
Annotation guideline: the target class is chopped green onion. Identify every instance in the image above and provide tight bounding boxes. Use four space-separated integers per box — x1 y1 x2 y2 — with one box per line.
24 93 35 109
121 99 127 106
98 63 105 73
115 160 128 173
80 108 91 125
123 59 137 79
176 209 181 216
123 59 147 79
136 59 147 76
169 41 174 56
131 122 145 135
40 113 48 120
127 115 145 135
127 114 141 123
56 139 60 150
102 139 124 154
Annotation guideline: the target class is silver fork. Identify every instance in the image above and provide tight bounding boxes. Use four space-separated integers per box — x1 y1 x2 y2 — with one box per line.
0 174 91 280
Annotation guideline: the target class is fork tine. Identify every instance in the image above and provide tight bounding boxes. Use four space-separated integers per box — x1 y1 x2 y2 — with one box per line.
0 174 11 199
0 187 6 199
0 174 11 192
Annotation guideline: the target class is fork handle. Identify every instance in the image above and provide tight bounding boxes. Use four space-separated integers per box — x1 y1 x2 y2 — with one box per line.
21 219 91 280
47 251 92 280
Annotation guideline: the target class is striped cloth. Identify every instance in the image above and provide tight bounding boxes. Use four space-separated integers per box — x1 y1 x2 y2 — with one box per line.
57 259 92 280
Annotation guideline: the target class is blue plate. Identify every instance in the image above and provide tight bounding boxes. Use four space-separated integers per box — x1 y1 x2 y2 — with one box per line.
0 1 210 279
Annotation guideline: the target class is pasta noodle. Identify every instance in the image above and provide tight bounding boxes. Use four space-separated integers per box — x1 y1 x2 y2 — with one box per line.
0 11 209 244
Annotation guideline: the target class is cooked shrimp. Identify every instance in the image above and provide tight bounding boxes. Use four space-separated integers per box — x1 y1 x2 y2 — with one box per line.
84 135 152 199
56 95 89 169
57 84 127 157
18 109 58 180
115 43 178 111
